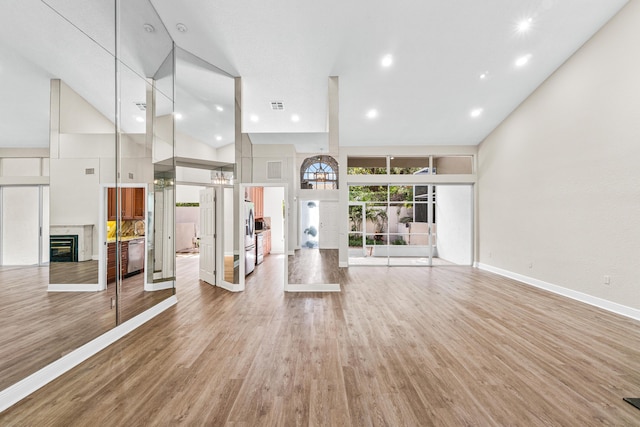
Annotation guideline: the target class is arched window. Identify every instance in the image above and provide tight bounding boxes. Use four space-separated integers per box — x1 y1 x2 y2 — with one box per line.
300 155 339 190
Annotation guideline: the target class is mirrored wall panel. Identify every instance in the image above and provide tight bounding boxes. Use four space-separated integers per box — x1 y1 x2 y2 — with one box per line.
0 0 117 391
0 0 177 393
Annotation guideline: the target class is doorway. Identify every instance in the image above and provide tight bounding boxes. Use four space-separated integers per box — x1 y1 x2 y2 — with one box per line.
240 184 287 291
0 185 49 266
99 184 148 291
299 200 339 249
348 184 473 267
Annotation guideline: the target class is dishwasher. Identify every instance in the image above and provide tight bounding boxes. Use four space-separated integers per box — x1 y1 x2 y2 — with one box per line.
127 239 145 274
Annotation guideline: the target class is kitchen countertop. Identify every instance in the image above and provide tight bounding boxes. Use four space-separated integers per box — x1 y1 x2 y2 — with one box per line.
107 236 145 243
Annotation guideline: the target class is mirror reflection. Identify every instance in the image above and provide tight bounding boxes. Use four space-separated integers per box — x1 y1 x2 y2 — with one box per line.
0 0 238 398
0 0 181 393
0 0 117 391
173 47 237 286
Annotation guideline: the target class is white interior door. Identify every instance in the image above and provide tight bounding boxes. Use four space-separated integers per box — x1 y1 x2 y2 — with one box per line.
319 200 339 249
199 188 215 285
2 186 40 265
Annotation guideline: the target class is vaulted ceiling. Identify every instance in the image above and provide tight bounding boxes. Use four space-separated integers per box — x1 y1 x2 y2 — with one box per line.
0 0 629 152
150 0 628 152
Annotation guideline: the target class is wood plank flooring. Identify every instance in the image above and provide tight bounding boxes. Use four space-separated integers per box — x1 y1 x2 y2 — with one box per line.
2 255 640 425
288 249 346 284
0 265 172 391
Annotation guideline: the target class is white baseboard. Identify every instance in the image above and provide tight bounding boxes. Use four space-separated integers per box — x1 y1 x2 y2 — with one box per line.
0 295 177 414
217 281 243 292
48 283 101 292
144 280 175 292
288 250 295 256
339 261 348 268
286 283 340 292
476 263 640 322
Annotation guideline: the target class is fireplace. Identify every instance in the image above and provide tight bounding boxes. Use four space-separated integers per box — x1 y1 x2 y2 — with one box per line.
50 235 79 262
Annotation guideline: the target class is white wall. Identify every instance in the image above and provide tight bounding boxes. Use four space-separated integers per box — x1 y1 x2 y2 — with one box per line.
263 187 285 253
176 184 204 204
435 185 472 265
216 143 234 164
175 131 217 161
252 144 297 252
478 0 640 311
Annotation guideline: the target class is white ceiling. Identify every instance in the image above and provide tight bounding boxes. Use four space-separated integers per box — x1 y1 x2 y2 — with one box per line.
150 0 628 151
0 0 629 152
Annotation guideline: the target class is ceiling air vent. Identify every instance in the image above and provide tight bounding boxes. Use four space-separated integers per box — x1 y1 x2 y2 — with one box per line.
85 168 95 175
135 102 147 111
270 101 284 111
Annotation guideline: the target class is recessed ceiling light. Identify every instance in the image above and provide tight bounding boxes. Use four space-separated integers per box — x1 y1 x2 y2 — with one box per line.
216 105 224 112
215 135 222 141
470 108 483 118
176 23 188 33
480 72 488 80
143 24 155 33
291 114 300 122
250 114 259 122
135 116 144 123
174 112 183 120
515 54 532 67
381 54 393 67
366 109 378 119
517 18 533 33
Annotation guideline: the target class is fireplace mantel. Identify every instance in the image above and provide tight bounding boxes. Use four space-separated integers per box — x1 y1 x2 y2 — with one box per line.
50 225 94 262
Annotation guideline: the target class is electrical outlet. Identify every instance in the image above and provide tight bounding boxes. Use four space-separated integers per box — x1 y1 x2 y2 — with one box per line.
603 275 610 285
528 262 533 269
111 297 116 308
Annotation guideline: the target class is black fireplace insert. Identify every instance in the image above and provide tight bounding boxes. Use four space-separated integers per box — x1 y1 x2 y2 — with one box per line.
50 235 78 262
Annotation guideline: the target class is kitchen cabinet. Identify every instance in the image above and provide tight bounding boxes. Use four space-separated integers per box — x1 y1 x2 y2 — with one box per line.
132 188 144 219
108 188 117 221
264 229 271 255
107 242 116 282
253 187 264 219
107 241 130 283
247 187 264 219
107 187 145 221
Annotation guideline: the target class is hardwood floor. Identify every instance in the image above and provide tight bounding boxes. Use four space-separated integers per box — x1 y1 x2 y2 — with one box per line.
2 255 640 425
288 249 346 284
0 265 172 391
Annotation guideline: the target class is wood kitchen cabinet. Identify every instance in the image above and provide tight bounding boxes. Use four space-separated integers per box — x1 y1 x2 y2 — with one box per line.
108 188 117 221
264 229 271 255
108 187 145 221
251 187 264 219
257 188 264 219
107 241 128 283
132 187 144 219
107 242 116 282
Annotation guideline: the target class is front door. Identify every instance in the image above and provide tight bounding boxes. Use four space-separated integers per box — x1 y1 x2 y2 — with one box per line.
199 188 216 285
319 201 339 249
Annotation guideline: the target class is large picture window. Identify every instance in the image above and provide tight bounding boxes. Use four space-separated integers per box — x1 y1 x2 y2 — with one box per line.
300 155 339 190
